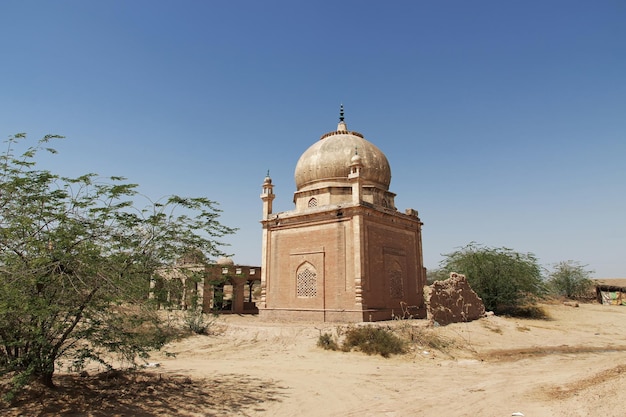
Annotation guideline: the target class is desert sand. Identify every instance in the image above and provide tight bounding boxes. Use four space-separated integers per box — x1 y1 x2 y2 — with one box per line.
4 302 626 417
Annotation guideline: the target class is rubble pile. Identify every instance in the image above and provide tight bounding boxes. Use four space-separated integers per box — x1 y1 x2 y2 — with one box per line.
428 272 485 325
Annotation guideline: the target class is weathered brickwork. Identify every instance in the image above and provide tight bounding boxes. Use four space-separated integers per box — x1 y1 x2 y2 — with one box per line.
260 115 427 322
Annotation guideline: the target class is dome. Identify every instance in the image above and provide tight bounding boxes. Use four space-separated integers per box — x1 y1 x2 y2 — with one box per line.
350 151 362 165
294 121 391 191
216 256 234 265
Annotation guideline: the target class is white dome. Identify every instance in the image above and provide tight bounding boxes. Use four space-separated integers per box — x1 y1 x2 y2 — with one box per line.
216 256 234 265
294 122 391 191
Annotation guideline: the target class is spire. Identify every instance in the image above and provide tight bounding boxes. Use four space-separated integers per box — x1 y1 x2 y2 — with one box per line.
261 170 275 217
337 104 347 131
350 146 363 167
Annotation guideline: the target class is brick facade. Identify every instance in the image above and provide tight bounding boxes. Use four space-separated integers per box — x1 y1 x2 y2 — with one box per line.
259 114 426 322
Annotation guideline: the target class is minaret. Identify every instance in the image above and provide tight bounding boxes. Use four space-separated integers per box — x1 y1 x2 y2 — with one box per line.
340 104 364 204
259 171 275 310
348 147 363 204
260 170 275 219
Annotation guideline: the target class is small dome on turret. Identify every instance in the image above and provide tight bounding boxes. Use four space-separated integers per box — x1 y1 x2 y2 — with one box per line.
216 256 234 265
350 150 363 166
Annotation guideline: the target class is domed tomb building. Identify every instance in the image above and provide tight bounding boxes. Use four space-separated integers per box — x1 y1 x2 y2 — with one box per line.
259 109 426 322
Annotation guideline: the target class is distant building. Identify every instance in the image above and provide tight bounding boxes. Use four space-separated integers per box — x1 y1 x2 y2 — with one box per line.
594 279 626 305
203 257 261 314
259 107 426 322
151 255 261 314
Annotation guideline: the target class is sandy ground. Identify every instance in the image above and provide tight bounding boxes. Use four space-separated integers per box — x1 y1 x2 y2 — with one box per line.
4 302 626 417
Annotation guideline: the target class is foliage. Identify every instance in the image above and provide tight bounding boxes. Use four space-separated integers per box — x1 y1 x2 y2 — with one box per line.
439 242 545 315
341 326 406 358
184 310 217 335
318 326 406 357
546 261 594 299
0 134 235 396
317 333 339 351
425 268 448 285
496 303 549 319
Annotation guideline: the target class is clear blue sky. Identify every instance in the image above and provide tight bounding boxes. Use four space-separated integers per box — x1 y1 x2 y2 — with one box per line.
1 1 624 278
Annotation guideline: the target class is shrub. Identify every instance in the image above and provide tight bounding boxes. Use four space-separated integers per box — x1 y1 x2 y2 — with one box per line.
341 326 406 358
497 303 549 319
439 243 545 315
426 268 449 285
318 324 462 358
184 310 215 335
0 134 235 394
547 261 594 299
317 333 339 351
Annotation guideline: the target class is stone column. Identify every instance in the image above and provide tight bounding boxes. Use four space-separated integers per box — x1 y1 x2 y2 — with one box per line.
233 280 245 313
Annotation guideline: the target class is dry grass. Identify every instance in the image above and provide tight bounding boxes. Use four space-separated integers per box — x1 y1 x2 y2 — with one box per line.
394 323 457 352
480 320 503 334
484 345 626 362
542 364 626 399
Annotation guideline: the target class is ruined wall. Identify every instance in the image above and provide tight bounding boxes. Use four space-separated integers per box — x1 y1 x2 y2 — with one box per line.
428 272 485 325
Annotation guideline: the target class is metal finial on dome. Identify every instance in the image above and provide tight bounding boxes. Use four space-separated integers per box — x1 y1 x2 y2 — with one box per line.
337 104 348 132
266 169 270 177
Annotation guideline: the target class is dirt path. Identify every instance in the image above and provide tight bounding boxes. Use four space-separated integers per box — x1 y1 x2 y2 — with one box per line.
4 303 626 416
147 303 626 417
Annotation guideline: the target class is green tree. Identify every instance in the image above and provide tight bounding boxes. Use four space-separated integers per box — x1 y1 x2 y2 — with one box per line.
426 268 449 285
0 134 235 395
547 261 594 299
439 242 545 314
